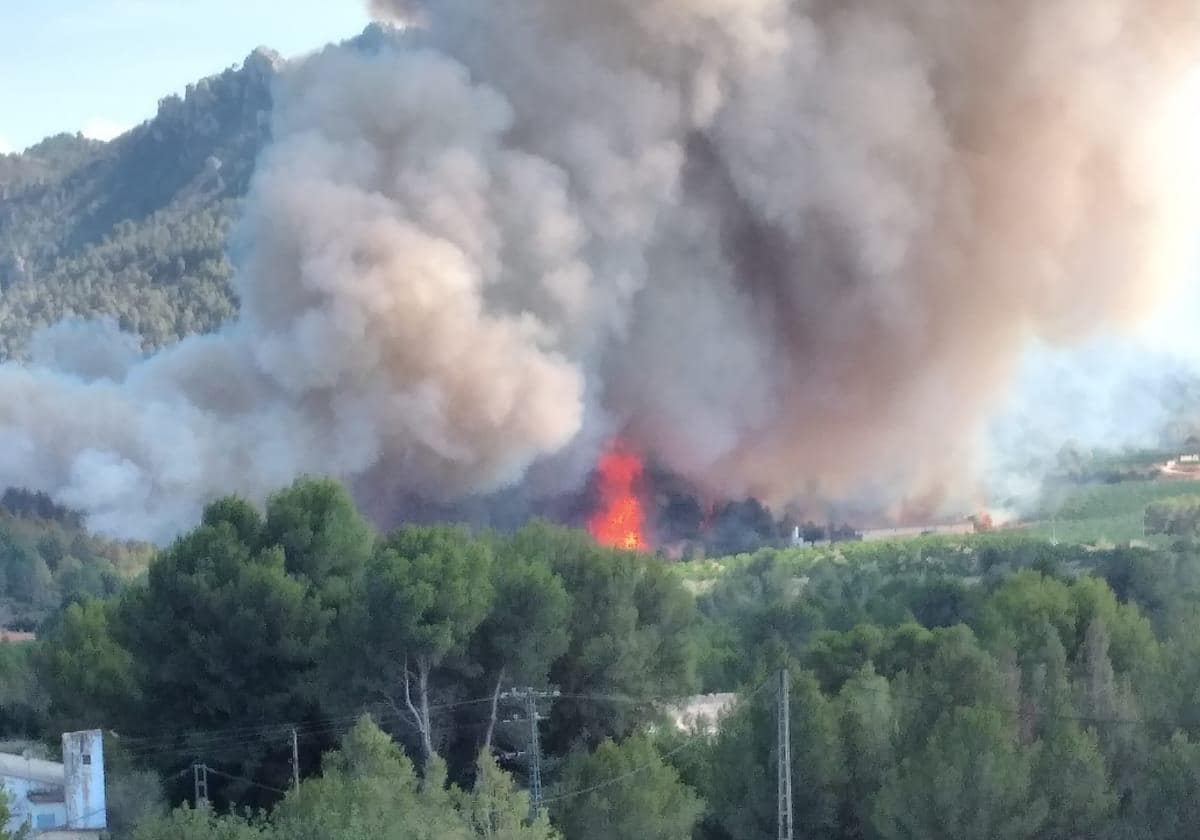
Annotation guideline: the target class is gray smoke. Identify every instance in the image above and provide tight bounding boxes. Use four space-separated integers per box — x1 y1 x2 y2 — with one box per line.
1 0 1198 540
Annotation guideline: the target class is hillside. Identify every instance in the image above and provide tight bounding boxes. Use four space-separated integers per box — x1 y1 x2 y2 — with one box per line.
0 48 281 359
0 489 152 630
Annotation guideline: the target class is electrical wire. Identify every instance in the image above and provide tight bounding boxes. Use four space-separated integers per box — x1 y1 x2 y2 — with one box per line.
116 684 731 762
29 769 189 836
205 766 289 796
118 693 499 751
100 678 779 816
118 695 504 760
539 736 702 806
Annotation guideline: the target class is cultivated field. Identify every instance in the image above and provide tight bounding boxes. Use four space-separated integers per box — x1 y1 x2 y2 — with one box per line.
1025 477 1200 545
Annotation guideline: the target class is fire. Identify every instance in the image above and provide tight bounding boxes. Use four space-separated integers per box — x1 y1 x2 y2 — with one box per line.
587 442 649 551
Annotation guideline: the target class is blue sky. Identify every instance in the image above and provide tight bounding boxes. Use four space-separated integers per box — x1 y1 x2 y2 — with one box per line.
0 0 369 153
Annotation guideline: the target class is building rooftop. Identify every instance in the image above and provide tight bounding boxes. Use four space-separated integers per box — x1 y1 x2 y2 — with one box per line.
0 752 65 787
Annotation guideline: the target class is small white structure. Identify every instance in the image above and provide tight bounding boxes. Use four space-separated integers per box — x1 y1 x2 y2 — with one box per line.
1 730 105 837
669 693 738 734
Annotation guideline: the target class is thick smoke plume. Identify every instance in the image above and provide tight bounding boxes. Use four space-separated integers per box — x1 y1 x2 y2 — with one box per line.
1 0 1198 539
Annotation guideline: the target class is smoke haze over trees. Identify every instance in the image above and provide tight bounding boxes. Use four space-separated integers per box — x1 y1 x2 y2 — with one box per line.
0 2 1196 539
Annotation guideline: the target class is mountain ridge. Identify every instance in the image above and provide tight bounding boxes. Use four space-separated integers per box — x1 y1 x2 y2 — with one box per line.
0 46 285 359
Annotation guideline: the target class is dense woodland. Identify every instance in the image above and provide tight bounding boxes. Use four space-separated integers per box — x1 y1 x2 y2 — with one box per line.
3 477 1200 839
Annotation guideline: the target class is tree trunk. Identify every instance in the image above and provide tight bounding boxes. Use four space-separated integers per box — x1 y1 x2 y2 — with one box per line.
417 657 434 760
403 654 436 762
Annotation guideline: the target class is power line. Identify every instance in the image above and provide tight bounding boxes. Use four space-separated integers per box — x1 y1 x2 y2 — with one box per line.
108 681 784 818
117 687 726 762
118 697 504 760
552 690 710 707
205 765 289 796
539 736 703 806
118 694 499 751
145 669 1189 819
32 767 191 835
122 709 531 765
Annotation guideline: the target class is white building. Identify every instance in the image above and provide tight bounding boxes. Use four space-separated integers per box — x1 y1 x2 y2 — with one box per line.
0 730 106 838
668 693 738 734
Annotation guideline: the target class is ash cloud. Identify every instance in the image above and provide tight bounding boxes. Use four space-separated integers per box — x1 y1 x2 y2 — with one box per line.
2 0 1199 539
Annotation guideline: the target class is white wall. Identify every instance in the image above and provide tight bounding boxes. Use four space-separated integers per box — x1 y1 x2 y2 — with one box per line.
62 730 106 830
1 775 68 834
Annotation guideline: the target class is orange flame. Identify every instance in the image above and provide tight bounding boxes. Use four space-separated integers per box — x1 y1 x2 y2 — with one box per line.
587 443 649 551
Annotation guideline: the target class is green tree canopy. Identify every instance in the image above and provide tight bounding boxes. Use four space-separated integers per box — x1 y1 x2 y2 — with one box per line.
355 525 494 760
32 599 137 732
703 670 844 840
872 707 1046 840
524 523 697 749
551 734 703 840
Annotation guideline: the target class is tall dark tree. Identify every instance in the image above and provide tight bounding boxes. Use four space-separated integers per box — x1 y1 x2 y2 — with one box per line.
260 478 374 607
35 479 370 800
872 708 1046 840
356 526 494 761
472 531 570 754
533 522 697 750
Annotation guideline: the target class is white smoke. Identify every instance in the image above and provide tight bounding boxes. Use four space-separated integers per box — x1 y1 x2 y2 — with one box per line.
1 1 1198 539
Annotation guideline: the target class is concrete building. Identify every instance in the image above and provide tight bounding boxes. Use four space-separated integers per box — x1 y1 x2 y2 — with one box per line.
0 730 106 837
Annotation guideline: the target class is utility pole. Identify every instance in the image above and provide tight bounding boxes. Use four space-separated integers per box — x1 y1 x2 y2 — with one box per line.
495 686 558 818
777 669 793 840
192 762 209 809
291 728 301 793
526 688 543 822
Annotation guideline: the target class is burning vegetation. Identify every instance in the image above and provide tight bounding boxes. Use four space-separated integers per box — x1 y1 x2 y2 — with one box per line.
586 443 648 551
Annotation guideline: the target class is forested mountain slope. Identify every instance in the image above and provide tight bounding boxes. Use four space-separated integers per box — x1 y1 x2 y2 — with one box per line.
0 48 280 359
